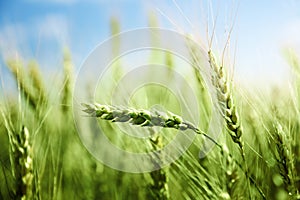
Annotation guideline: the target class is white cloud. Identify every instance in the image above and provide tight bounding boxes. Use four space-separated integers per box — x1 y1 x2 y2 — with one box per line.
280 19 300 49
0 23 30 59
37 14 70 44
0 14 70 60
0 13 74 95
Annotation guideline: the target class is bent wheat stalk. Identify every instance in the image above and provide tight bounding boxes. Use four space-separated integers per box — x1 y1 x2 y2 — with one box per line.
82 103 221 148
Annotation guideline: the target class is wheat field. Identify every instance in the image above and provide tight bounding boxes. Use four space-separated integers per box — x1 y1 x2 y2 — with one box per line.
0 12 300 200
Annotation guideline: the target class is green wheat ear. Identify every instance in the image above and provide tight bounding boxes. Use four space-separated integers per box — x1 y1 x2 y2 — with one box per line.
83 103 200 132
272 122 298 197
2 122 33 199
16 126 33 200
208 50 244 156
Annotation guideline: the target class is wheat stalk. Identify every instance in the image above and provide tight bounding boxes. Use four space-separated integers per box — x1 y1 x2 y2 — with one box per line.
61 48 73 113
148 130 170 200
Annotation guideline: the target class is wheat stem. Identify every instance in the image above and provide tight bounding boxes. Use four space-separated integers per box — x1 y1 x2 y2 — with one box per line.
61 48 73 113
148 130 170 200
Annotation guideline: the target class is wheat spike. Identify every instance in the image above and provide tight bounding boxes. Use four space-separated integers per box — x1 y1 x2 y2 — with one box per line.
272 122 298 197
82 103 225 149
83 103 205 133
208 50 244 155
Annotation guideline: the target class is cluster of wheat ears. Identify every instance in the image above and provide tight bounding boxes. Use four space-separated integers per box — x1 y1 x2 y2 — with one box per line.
80 46 299 199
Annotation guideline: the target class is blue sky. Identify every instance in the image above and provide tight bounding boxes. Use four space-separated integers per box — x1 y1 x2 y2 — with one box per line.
1 0 300 88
